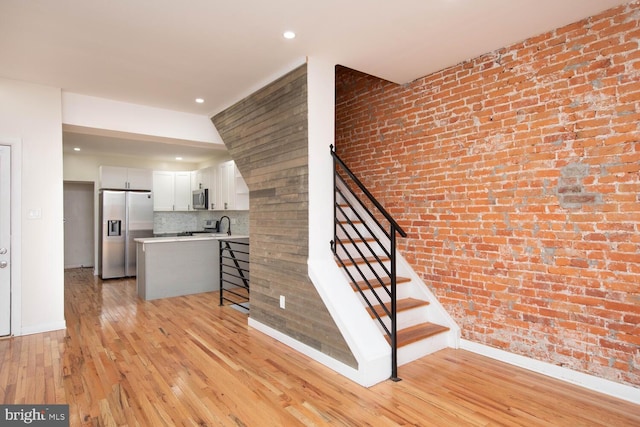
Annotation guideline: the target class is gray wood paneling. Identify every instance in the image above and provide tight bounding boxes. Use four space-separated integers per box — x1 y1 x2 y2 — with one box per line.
212 64 356 368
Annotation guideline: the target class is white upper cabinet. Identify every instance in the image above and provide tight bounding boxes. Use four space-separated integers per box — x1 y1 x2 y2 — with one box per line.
207 167 217 210
173 171 192 211
216 160 249 211
193 166 217 210
152 171 175 211
100 166 152 190
126 168 154 190
152 171 193 211
192 167 210 191
217 161 233 210
234 163 249 210
151 161 247 212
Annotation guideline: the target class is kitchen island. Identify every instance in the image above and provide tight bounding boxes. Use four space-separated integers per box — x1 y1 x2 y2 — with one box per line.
135 234 249 300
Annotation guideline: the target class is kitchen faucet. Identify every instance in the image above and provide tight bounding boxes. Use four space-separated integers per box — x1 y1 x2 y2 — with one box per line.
218 216 231 236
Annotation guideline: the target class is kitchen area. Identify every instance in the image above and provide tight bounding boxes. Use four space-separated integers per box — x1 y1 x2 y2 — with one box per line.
63 132 249 304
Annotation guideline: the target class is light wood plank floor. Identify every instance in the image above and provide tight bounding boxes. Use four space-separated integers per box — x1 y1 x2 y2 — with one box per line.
1 268 638 426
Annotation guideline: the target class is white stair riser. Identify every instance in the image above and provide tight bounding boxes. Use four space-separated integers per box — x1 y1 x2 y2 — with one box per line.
370 307 432 332
336 222 372 239
397 332 450 366
341 261 392 279
336 207 358 222
335 241 387 259
354 282 413 304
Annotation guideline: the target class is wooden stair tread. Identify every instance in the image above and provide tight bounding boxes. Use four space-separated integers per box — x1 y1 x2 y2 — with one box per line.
385 322 450 347
366 297 429 318
336 236 377 243
338 255 390 266
338 220 363 224
351 276 411 292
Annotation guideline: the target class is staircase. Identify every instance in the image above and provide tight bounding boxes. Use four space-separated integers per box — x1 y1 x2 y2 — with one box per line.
331 146 458 380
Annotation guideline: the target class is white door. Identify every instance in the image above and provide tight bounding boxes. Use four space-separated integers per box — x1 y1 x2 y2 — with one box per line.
0 145 11 336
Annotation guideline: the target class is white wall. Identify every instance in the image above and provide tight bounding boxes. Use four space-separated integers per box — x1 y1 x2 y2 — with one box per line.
0 77 65 335
307 58 336 263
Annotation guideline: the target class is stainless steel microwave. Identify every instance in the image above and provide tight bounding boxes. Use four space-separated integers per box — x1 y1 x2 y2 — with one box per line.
192 188 208 210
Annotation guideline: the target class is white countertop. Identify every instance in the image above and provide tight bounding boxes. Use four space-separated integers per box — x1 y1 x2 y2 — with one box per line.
135 234 249 244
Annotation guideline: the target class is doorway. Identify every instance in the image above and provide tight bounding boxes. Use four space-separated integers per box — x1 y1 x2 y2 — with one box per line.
0 145 11 335
63 182 95 269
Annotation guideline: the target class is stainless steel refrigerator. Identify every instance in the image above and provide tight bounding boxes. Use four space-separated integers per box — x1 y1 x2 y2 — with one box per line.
99 190 153 279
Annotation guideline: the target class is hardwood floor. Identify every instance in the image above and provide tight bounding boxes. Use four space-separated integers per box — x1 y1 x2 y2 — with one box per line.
1 268 638 426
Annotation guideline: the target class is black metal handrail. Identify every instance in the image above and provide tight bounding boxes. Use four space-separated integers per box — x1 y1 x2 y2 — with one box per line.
330 145 406 381
219 239 250 312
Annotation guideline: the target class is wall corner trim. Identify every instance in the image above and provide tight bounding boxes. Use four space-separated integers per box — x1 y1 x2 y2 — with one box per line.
460 339 640 405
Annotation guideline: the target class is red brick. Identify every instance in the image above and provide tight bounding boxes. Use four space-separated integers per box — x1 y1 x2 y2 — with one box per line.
335 1 640 389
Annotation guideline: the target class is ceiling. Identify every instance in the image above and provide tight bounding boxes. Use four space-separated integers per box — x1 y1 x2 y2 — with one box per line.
0 0 629 162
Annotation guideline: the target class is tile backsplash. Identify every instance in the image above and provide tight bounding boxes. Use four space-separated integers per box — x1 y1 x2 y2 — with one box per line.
154 210 249 235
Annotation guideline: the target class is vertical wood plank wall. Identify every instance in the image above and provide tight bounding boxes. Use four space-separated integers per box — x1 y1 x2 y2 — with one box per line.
212 64 357 367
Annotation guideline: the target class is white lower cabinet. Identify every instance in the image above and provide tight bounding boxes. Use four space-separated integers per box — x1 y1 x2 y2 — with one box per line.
136 239 220 300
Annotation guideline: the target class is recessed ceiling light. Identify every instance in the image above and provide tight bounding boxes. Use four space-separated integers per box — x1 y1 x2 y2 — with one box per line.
73 147 81 151
195 98 204 104
283 31 296 39
175 157 183 160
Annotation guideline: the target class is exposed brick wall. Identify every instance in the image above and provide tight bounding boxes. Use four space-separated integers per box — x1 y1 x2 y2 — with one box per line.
336 1 640 387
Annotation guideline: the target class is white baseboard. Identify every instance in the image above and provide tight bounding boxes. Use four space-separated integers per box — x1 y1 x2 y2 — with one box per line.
18 320 67 336
461 339 640 405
